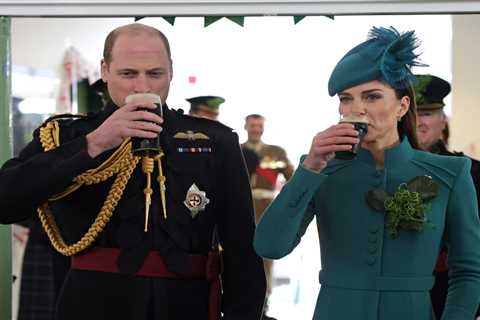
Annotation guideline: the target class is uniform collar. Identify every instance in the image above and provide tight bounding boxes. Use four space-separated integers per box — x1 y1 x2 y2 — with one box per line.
356 137 414 168
244 141 264 153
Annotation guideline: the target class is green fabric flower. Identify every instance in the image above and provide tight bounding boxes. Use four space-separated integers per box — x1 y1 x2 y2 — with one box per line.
366 175 439 238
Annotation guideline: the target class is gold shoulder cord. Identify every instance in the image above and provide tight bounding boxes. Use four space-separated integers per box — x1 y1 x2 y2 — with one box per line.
37 121 140 256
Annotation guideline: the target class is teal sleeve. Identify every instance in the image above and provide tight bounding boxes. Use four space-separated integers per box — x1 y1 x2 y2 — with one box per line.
253 164 327 259
442 158 480 320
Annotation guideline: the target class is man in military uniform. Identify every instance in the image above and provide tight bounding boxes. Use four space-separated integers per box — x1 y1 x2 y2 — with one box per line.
0 23 265 320
187 95 225 121
242 114 293 320
414 74 480 319
186 95 259 185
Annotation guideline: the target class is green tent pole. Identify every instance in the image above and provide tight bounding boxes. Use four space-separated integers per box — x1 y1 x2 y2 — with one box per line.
0 16 12 320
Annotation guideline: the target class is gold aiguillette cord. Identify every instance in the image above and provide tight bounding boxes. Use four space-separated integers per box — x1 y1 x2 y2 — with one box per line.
141 151 167 232
141 157 154 232
155 151 167 220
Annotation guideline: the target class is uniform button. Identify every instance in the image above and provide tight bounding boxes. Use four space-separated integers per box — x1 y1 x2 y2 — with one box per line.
368 235 377 243
368 244 377 254
366 256 376 266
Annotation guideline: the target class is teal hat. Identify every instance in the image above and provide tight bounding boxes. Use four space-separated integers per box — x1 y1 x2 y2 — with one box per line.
328 26 426 96
413 74 451 111
186 95 225 115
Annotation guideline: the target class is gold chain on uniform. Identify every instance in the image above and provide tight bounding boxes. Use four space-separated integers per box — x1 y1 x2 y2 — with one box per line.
37 120 166 256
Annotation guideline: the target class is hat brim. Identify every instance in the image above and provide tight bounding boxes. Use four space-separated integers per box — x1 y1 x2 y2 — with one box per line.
417 103 445 111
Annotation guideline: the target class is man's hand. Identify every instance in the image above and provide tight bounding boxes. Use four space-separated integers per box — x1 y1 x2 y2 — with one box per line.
86 101 163 158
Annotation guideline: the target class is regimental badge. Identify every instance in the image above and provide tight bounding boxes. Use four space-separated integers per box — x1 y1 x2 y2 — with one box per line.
174 130 210 141
183 184 210 218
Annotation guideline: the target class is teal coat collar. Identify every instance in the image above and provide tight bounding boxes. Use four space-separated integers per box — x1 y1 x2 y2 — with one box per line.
354 138 414 168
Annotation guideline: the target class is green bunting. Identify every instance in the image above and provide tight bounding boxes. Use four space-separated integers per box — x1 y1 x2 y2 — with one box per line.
134 16 332 27
162 16 176 26
204 16 244 27
294 16 305 24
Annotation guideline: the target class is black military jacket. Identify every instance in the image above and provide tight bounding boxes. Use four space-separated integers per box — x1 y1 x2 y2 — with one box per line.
429 140 480 209
0 102 266 320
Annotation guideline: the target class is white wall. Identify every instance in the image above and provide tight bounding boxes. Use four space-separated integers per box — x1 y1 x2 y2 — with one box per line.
12 18 131 73
451 15 480 158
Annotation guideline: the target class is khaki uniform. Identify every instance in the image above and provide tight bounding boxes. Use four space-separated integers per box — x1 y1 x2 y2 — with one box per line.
242 142 293 299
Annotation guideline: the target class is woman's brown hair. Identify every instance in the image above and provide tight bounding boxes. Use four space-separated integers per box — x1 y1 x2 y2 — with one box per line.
394 81 420 150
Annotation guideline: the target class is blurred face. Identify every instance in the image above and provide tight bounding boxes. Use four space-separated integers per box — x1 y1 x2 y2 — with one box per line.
245 117 264 143
101 32 173 107
416 109 446 149
338 80 409 149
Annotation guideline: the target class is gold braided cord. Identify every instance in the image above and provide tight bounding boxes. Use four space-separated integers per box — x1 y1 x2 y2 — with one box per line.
39 121 60 151
37 120 140 256
50 141 134 200
155 152 167 219
141 156 154 232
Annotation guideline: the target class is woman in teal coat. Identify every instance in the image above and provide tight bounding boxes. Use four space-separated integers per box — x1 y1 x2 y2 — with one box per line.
254 26 480 320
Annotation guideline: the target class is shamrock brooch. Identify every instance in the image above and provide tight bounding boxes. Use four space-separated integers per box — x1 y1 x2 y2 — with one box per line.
366 175 439 238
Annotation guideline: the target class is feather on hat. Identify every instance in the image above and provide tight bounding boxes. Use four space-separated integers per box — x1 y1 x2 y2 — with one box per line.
328 26 427 96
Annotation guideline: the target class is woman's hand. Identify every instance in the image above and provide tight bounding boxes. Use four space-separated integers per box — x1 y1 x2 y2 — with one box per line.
86 101 163 158
303 123 360 172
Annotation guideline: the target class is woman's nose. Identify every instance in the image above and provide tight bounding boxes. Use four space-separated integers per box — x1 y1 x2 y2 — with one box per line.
351 101 366 115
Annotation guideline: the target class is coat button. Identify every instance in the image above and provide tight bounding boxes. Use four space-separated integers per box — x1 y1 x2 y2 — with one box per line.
366 256 376 266
373 179 383 188
368 235 377 243
368 244 377 254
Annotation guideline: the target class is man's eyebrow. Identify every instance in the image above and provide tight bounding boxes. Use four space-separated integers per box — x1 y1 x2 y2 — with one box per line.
116 68 137 72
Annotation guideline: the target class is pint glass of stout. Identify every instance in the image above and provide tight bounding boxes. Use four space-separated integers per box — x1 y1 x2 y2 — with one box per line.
334 112 369 160
124 93 162 156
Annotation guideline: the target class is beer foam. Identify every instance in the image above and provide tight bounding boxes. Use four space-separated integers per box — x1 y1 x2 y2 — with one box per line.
339 113 369 124
125 93 162 105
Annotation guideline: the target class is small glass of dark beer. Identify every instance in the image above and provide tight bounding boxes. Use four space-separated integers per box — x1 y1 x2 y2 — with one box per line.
335 112 369 160
124 93 162 156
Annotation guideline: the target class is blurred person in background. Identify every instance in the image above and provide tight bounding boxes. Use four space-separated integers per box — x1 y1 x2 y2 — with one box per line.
414 74 480 320
243 113 293 320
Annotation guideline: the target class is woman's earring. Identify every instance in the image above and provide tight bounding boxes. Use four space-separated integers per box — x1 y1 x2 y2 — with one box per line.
397 116 402 122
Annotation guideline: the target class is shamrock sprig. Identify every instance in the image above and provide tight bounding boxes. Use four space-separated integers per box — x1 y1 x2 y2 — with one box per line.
366 175 439 238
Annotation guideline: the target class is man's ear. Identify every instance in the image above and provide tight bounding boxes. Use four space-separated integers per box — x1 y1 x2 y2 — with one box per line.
169 60 173 81
100 59 108 82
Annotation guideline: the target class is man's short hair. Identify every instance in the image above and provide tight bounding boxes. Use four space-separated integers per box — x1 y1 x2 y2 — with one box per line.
245 114 265 122
103 23 172 66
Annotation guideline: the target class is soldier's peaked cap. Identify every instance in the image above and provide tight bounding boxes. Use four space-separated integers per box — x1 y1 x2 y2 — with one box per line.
186 96 225 114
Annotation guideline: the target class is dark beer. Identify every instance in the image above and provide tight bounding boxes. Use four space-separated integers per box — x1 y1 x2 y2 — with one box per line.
335 113 369 160
125 93 162 156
